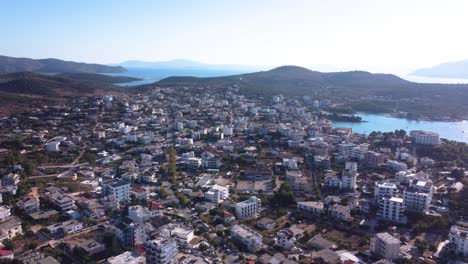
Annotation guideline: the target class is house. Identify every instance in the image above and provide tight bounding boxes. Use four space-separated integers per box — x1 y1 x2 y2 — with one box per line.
46 141 60 152
17 194 40 213
449 225 468 257
308 235 337 250
0 249 13 260
114 217 146 248
130 187 147 200
80 199 106 219
274 229 297 250
148 201 165 217
297 201 324 216
328 204 353 222
0 206 11 221
18 252 60 264
370 232 401 260
50 191 75 211
0 217 23 241
77 239 106 256
46 220 83 235
107 251 145 264
231 224 263 252
1 174 20 186
313 248 341 264
257 218 276 230
218 211 236 224
128 205 157 223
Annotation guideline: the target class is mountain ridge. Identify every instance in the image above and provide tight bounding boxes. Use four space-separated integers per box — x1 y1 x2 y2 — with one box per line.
140 65 468 120
0 55 127 74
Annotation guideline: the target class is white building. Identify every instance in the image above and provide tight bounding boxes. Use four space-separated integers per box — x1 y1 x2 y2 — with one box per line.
351 144 369 160
370 232 401 260
205 184 229 203
186 157 202 169
0 206 11 221
410 130 439 145
449 225 468 257
403 179 433 213
107 251 145 264
204 190 222 204
377 197 407 224
102 180 130 202
210 184 229 199
283 158 298 170
0 217 22 241
275 229 297 250
46 220 83 235
297 201 324 216
46 141 60 152
374 182 398 202
235 196 261 219
341 168 358 191
146 238 178 264
337 143 356 159
231 224 263 252
128 205 157 223
387 160 408 172
50 191 75 211
223 126 234 136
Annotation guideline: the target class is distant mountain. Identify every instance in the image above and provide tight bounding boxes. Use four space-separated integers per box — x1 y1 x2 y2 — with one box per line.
142 65 468 120
153 65 409 96
118 59 268 72
412 59 468 78
0 55 127 74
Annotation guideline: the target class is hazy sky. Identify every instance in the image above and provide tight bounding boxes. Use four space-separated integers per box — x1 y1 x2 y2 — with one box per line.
2 0 468 74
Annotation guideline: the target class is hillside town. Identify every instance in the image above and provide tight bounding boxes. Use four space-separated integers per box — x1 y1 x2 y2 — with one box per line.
0 85 466 264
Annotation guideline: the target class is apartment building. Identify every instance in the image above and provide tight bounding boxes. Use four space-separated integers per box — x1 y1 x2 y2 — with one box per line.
449 225 468 257
403 179 433 213
145 238 178 264
370 232 401 260
102 180 130 202
377 197 407 224
235 196 261 219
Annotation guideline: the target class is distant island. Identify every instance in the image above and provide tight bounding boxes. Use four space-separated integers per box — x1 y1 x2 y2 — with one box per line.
0 55 127 74
412 59 468 79
118 59 268 72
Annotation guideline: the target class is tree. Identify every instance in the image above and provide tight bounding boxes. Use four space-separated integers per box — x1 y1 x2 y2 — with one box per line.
159 186 168 198
273 182 295 206
82 153 97 165
2 239 14 250
101 231 121 255
199 243 209 252
168 146 176 183
23 160 36 176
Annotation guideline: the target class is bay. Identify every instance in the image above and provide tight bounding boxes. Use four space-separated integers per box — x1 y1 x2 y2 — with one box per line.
333 113 468 143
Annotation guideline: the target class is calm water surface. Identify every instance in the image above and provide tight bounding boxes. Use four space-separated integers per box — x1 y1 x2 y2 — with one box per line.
333 113 468 143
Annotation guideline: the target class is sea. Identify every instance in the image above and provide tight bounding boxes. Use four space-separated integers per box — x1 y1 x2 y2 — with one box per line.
110 68 468 143
108 67 249 86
